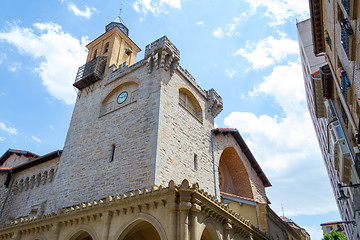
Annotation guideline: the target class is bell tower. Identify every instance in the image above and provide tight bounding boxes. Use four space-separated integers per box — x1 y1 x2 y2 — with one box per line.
73 16 140 90
50 17 223 211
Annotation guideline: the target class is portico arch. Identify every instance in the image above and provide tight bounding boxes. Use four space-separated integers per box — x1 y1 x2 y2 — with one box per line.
198 219 219 240
218 147 253 199
64 225 98 240
116 213 167 240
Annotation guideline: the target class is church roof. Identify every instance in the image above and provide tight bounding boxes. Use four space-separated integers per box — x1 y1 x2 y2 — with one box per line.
212 128 271 187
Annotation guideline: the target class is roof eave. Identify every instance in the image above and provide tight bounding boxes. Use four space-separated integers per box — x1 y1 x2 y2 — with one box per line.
309 0 325 55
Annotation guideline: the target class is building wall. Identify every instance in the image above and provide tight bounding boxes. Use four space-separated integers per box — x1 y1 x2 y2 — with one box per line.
1 155 33 169
50 61 160 212
0 172 9 216
0 157 60 223
212 134 267 203
299 0 360 236
155 67 215 195
0 181 270 240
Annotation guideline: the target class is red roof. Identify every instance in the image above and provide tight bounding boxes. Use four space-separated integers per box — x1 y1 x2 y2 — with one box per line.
221 191 261 204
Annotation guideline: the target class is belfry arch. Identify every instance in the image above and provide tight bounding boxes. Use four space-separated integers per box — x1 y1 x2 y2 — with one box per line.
218 147 253 199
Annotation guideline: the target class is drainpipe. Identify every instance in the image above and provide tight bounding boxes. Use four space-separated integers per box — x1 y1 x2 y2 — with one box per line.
0 169 14 219
211 130 218 199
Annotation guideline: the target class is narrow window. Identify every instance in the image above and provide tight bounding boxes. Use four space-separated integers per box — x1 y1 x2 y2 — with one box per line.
104 43 109 53
194 154 198 170
93 49 97 59
110 144 116 162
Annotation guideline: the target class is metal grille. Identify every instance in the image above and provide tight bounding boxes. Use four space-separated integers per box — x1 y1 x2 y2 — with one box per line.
338 98 348 124
341 21 350 57
342 0 350 16
75 56 107 83
341 71 350 100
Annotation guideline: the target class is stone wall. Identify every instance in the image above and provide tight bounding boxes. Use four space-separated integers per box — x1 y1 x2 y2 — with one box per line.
155 67 216 195
212 134 268 203
49 60 161 213
1 155 32 169
0 157 59 223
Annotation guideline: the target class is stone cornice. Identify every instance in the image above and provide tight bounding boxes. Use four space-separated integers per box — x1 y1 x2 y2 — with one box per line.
0 180 268 240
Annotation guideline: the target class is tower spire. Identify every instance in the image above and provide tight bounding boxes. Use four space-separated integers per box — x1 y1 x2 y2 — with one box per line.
105 6 129 36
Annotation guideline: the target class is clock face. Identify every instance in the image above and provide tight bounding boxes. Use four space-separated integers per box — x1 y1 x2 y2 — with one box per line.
117 91 128 104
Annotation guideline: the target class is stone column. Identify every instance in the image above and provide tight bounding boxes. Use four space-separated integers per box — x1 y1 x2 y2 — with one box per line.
178 180 192 240
190 198 201 240
101 211 113 240
223 219 232 240
49 222 62 240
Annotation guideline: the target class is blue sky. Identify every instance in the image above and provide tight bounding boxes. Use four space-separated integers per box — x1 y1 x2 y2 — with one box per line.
0 0 340 238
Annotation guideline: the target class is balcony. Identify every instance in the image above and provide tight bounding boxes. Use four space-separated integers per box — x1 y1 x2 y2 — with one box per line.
340 69 351 101
311 70 326 118
341 19 353 58
328 121 352 184
73 56 107 90
321 65 333 99
342 0 350 16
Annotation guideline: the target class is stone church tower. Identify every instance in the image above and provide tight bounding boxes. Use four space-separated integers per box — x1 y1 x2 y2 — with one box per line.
52 16 224 210
0 17 309 240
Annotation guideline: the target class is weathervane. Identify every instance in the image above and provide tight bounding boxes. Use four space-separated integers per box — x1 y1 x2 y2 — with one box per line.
119 3 123 18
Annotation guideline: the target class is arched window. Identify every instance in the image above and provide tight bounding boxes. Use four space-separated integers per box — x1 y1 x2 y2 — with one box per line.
100 82 139 116
179 88 203 123
93 50 97 59
104 43 109 53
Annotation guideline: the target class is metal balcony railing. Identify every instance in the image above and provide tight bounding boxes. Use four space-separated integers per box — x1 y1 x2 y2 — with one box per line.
341 19 353 58
73 56 107 90
338 98 348 125
341 22 350 57
341 70 351 101
342 0 350 16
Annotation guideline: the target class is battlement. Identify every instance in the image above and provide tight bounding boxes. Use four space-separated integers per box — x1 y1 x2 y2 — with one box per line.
145 36 180 76
145 36 180 59
206 89 223 117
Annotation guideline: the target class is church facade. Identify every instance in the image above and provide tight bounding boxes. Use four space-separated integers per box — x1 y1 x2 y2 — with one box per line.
0 18 308 240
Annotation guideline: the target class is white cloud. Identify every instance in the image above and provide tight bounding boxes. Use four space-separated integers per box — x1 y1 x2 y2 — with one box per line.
235 36 299 69
197 21 205 26
213 14 246 39
32 136 42 143
50 124 54 130
67 3 96 19
133 0 181 15
224 62 338 216
225 68 237 78
0 122 18 135
0 136 5 141
303 225 324 240
244 0 309 26
0 53 7 64
8 61 21 72
0 22 89 105
213 28 224 39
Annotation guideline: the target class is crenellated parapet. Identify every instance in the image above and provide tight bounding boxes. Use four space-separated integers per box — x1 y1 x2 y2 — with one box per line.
206 88 223 117
144 36 180 76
